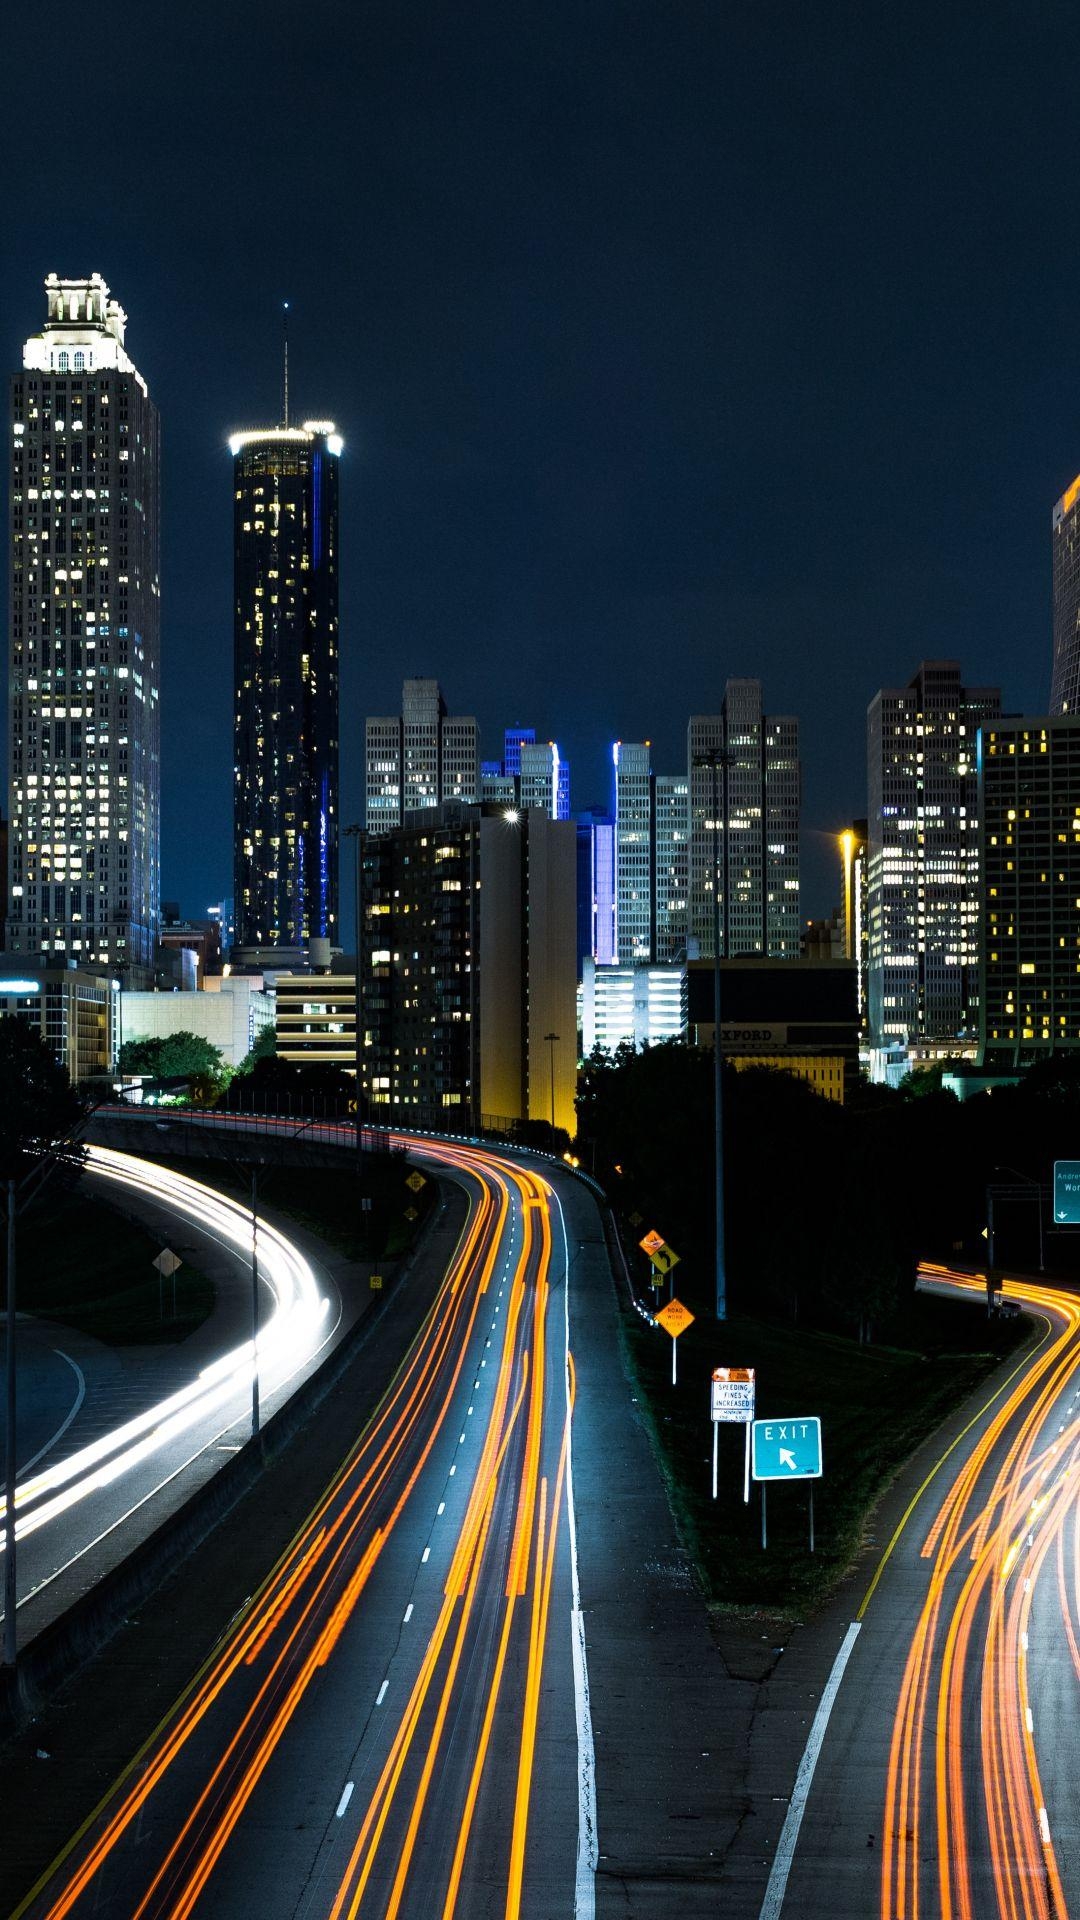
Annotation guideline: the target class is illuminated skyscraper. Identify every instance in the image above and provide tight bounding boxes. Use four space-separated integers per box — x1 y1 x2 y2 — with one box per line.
364 679 478 831
7 273 160 971
232 418 340 951
687 680 800 960
866 660 999 1066
1051 475 1080 714
612 741 653 962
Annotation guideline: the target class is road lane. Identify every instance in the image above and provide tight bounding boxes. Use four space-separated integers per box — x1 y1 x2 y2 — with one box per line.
17 1137 592 1920
1 1145 338 1632
772 1265 1080 1920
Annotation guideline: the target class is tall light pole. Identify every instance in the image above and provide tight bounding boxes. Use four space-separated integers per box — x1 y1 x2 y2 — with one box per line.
344 823 364 1174
544 1032 560 1142
840 829 856 960
693 747 731 1321
250 1170 261 1440
4 1180 16 1668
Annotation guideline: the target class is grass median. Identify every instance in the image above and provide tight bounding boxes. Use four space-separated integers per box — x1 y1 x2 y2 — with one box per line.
16 1182 213 1346
621 1287 1030 1614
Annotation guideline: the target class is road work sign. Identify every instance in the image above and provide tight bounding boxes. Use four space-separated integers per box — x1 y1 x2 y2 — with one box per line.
655 1297 694 1338
752 1417 822 1481
406 1171 426 1194
639 1228 666 1256
1054 1161 1080 1223
711 1367 755 1423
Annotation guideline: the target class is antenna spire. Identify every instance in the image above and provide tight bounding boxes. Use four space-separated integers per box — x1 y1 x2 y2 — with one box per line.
282 301 290 429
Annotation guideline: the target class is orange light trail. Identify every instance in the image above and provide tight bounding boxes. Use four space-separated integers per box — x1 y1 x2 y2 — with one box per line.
880 1266 1080 1920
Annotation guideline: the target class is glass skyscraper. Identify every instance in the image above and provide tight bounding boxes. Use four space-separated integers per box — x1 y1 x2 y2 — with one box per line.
1051 474 1080 715
8 274 160 972
231 419 340 950
687 680 800 960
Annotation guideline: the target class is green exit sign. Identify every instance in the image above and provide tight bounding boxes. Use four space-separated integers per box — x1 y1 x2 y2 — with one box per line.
1054 1161 1080 1224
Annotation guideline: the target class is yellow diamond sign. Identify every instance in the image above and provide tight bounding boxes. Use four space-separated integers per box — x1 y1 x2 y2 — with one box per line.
639 1228 665 1257
655 1297 695 1339
650 1244 680 1275
406 1171 426 1193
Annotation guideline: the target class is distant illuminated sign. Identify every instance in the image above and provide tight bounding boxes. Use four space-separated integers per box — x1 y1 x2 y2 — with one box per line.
1054 1161 1080 1224
0 979 42 995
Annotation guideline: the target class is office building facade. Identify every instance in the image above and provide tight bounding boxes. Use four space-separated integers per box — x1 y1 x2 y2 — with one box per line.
980 715 1080 1066
612 742 653 962
687 680 800 960
866 661 1000 1066
365 679 479 832
581 958 687 1055
232 418 340 951
8 273 161 971
1051 475 1080 716
359 803 577 1134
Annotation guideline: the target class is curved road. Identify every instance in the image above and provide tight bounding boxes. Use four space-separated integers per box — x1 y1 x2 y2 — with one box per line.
1 1145 339 1634
769 1263 1080 1920
16 1134 595 1920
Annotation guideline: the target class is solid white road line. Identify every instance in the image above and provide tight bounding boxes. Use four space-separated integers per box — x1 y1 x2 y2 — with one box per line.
553 1185 598 1920
336 1782 354 1818
757 1621 862 1920
16 1348 87 1479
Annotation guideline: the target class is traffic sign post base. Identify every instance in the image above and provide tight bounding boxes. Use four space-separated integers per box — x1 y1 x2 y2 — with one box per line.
809 1484 814 1554
761 1483 767 1551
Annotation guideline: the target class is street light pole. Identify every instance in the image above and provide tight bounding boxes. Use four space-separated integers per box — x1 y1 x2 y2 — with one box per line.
693 748 729 1321
3 1180 16 1668
544 1032 559 1142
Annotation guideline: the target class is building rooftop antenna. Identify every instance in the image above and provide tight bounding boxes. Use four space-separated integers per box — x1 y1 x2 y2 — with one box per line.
282 300 290 429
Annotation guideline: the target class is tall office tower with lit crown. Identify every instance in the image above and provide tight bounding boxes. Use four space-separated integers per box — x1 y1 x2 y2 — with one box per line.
7 274 160 973
866 660 1000 1067
519 740 571 819
232 417 340 952
687 680 800 960
1051 475 1080 714
364 679 479 831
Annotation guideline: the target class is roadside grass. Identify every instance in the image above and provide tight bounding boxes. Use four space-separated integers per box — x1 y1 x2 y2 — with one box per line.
621 1288 1030 1615
16 1184 212 1346
134 1151 437 1265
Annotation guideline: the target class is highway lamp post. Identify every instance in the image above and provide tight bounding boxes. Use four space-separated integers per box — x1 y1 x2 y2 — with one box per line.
693 747 731 1321
544 1032 559 1144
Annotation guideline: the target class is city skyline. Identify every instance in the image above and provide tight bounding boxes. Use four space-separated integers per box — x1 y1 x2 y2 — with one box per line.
5 6 1079 928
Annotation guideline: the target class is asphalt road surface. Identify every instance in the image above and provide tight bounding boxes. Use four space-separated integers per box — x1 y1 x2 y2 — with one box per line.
1 1145 341 1637
18 1135 594 1920
769 1265 1080 1920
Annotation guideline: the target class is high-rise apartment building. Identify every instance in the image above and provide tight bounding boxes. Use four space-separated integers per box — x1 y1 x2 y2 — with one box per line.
612 742 653 962
654 772 690 962
364 679 479 832
687 680 800 960
359 802 577 1133
980 715 1080 1067
519 740 571 819
1051 475 1080 715
232 417 340 951
866 660 1000 1064
7 273 161 970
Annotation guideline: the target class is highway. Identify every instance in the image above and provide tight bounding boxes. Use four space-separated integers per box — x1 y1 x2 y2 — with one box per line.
768 1264 1080 1920
15 1135 594 1920
1 1145 337 1633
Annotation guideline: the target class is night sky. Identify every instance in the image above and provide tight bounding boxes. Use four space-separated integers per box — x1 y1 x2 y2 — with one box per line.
2 1 1078 918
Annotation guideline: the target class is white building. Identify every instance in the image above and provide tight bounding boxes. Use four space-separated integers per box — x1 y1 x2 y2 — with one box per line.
0 959 117 1084
654 772 689 962
581 959 687 1055
688 679 800 960
7 274 161 973
121 975 275 1068
365 679 479 831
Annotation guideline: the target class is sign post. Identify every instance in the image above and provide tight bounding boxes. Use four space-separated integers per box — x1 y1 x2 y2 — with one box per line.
654 1296 694 1383
710 1366 755 1502
751 1417 823 1551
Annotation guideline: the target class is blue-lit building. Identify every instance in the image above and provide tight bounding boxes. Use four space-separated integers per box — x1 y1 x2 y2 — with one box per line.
231 419 341 952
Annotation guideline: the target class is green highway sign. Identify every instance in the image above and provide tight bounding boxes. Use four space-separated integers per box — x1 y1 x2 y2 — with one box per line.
1054 1161 1080 1224
752 1417 822 1482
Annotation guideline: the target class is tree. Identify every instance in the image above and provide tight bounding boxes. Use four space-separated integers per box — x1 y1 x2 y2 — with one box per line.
232 1025 277 1077
0 1015 86 1184
119 1031 227 1085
